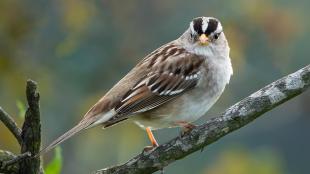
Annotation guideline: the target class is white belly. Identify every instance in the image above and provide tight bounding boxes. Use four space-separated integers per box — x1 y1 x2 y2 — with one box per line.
133 56 233 129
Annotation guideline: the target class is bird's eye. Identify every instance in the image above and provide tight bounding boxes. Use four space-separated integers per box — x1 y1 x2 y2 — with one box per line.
213 33 220 40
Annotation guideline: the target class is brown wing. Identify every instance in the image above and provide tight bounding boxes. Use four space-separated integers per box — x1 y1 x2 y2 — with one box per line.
105 50 204 126
40 44 205 154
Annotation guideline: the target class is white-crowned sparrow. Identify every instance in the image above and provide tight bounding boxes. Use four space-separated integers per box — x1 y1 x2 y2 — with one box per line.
39 16 233 155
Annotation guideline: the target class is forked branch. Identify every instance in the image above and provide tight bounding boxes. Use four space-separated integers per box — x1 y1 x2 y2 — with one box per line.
0 80 43 174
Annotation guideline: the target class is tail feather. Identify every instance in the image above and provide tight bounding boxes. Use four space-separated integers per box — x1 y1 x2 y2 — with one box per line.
37 118 96 157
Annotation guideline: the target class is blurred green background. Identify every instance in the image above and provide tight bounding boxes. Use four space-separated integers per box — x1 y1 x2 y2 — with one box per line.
0 0 309 173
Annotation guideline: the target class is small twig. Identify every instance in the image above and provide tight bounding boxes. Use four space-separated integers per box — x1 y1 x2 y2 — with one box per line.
2 152 31 168
0 107 22 145
0 150 19 174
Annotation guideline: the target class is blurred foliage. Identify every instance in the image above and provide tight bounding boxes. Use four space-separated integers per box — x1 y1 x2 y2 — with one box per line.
16 100 26 119
204 146 284 174
0 0 309 173
56 0 97 58
45 147 63 174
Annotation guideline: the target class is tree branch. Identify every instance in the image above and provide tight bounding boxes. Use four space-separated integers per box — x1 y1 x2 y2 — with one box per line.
0 108 22 145
0 150 19 174
19 80 42 174
0 80 44 174
2 152 31 168
95 64 310 174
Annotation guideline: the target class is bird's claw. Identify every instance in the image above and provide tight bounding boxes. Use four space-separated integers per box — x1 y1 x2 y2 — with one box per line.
174 121 197 137
142 145 156 153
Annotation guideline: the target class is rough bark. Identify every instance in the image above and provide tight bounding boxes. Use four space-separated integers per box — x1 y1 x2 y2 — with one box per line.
0 80 43 174
0 150 19 174
19 80 42 174
94 64 310 174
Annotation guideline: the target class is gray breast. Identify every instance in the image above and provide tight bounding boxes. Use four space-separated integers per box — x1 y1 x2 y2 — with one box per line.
134 54 232 129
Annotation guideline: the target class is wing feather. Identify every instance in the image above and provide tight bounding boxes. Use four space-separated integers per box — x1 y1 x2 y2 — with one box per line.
105 45 205 126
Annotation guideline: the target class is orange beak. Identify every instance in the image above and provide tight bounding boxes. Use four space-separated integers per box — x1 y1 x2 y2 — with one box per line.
199 34 209 46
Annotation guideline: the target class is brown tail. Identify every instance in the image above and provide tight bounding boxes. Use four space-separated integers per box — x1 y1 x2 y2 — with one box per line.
36 117 97 157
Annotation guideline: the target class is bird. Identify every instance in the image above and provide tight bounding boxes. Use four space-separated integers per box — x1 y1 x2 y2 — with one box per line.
38 16 233 155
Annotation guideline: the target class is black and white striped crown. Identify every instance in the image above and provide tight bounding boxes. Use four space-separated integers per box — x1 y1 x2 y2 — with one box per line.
190 17 223 36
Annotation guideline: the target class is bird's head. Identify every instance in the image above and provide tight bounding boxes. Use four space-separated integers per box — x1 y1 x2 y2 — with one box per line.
185 17 224 47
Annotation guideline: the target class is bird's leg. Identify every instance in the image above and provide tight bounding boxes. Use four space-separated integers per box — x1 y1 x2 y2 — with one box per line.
174 121 205 152
145 127 165 173
174 121 197 137
143 127 159 152
146 127 159 147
